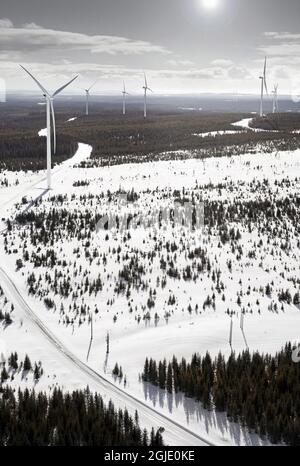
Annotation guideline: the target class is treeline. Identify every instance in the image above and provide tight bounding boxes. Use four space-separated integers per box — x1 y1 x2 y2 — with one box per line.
142 344 300 446
0 109 77 172
57 111 300 168
0 134 77 172
251 113 300 131
0 387 164 446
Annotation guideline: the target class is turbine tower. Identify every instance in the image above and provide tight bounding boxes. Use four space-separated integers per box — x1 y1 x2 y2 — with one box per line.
142 73 153 119
259 57 268 117
21 65 78 190
272 84 279 114
84 80 99 116
122 81 129 115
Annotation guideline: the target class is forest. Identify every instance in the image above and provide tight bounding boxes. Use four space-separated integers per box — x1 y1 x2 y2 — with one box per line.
64 111 300 168
142 343 300 446
0 386 164 446
0 103 77 171
1 100 300 172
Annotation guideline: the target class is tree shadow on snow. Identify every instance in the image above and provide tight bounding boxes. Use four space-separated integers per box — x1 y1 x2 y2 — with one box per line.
142 380 269 446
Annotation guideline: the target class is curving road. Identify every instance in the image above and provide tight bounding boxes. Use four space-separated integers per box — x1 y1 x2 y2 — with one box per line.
0 136 215 447
0 265 214 446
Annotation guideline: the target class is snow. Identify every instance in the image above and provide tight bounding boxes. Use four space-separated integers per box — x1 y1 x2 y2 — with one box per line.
178 107 202 112
1 120 300 445
193 117 286 138
231 118 278 133
193 130 246 138
38 128 47 137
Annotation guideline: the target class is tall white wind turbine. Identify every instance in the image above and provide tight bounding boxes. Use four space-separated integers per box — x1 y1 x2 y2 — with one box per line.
272 84 279 114
84 80 99 116
21 65 78 190
122 81 129 115
142 73 153 119
259 57 268 117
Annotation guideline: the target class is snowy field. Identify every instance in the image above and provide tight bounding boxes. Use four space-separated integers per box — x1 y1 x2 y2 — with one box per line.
0 119 300 446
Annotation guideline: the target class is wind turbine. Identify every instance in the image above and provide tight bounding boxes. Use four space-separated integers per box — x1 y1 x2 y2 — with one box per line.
259 56 268 117
20 65 78 190
272 84 279 114
142 73 153 119
122 81 129 115
84 80 99 116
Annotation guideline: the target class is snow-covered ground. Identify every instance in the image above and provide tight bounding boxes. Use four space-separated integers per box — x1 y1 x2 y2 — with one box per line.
231 118 278 132
193 117 282 138
1 120 300 446
193 130 247 138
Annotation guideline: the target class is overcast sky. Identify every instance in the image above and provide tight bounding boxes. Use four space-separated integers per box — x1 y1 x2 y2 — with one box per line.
0 0 300 96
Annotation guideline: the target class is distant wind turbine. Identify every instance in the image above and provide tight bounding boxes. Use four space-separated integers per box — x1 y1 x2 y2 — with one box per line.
20 65 78 190
259 57 268 117
122 81 129 115
272 84 279 114
84 80 99 116
142 73 153 119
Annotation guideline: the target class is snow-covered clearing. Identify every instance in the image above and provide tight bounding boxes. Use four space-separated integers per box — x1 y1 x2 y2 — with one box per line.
193 117 281 138
231 118 278 133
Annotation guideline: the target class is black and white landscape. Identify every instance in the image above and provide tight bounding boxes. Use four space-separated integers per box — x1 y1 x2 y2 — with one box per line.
0 0 300 448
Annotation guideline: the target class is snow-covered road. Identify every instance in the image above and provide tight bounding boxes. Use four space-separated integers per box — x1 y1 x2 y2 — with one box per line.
0 238 212 446
0 136 214 446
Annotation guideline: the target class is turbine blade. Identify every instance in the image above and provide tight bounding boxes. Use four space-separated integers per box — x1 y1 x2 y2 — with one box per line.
50 99 56 154
52 75 78 97
263 57 268 95
263 57 267 77
147 88 154 93
20 65 49 96
88 79 99 92
144 72 148 88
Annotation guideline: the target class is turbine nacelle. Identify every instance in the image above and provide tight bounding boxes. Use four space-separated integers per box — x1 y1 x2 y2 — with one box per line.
122 81 130 115
20 65 78 189
82 79 99 115
142 74 153 118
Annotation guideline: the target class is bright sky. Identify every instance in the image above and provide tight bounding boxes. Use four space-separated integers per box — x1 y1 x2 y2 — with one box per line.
0 0 299 96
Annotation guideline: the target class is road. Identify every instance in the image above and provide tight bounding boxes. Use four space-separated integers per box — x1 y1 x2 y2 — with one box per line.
0 265 214 446
0 139 215 446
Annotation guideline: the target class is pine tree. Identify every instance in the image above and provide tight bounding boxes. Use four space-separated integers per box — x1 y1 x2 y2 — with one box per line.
23 355 32 372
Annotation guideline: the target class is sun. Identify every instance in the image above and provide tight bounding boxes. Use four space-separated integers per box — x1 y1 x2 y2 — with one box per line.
202 0 219 9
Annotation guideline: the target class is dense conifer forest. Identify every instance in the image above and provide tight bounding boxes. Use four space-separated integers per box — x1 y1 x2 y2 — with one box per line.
0 387 164 446
142 344 300 446
1 101 300 171
0 104 77 171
